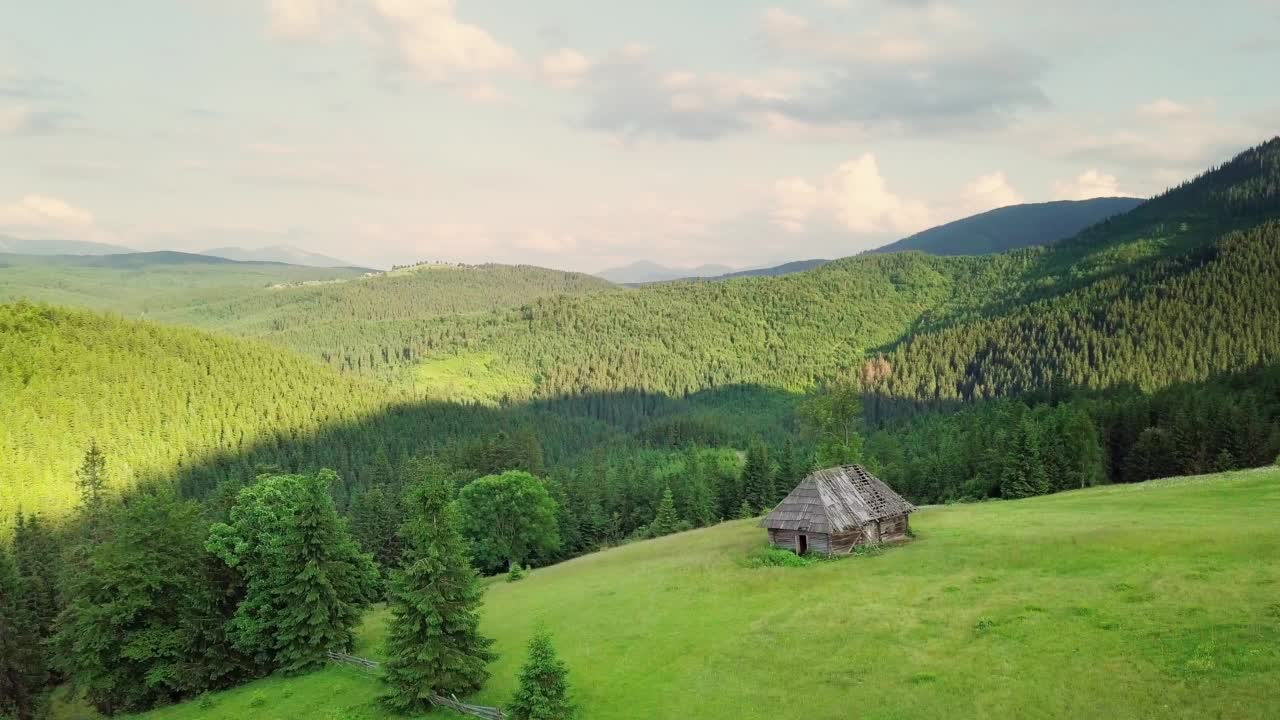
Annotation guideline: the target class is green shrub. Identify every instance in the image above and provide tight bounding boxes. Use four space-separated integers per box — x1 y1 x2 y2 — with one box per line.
507 562 528 583
741 547 814 568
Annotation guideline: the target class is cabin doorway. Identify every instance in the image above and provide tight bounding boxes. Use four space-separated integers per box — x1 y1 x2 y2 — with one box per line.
797 534 808 555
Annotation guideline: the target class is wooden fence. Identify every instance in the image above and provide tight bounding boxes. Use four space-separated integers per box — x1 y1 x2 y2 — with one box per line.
325 652 504 720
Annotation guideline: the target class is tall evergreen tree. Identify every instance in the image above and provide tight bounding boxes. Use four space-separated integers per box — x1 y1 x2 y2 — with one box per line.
773 438 800 504
207 471 379 673
740 441 773 514
649 487 682 537
680 447 716 527
11 512 61 642
508 631 575 720
349 486 405 573
382 466 494 712
0 546 45 720
54 492 245 714
76 441 110 539
1000 416 1049 499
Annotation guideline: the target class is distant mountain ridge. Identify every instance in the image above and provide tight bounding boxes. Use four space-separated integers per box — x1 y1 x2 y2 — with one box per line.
0 235 134 255
201 244 359 268
597 198 1144 285
595 260 735 284
871 197 1144 256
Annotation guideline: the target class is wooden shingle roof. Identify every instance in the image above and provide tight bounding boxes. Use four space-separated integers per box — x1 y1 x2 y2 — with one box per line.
760 465 916 534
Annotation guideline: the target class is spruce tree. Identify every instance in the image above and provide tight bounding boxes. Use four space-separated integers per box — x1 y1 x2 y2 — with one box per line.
0 546 45 720
207 471 379 674
382 466 494 712
508 631 575 720
76 441 109 538
773 438 799 504
12 512 61 642
1000 416 1049 499
649 487 682 537
741 442 772 513
349 486 405 573
680 448 715 527
54 492 245 714
737 499 755 520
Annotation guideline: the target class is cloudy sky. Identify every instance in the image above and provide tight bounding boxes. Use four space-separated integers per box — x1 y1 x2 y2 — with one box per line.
2 0 1276 271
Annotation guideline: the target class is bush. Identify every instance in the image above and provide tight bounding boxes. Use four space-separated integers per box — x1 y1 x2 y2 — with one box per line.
741 547 814 568
507 562 528 583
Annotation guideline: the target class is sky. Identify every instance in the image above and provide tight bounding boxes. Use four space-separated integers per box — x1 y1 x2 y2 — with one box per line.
1 0 1277 272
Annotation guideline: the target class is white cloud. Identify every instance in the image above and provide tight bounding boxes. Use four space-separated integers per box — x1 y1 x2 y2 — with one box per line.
258 0 518 92
1052 170 1126 200
540 48 592 89
1137 98 1193 119
0 194 97 236
773 156 1029 236
959 171 1024 212
369 0 518 82
266 0 337 38
0 105 28 134
772 154 931 234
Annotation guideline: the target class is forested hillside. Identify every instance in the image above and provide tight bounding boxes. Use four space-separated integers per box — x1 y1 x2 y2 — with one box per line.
347 139 1280 404
158 262 619 342
0 257 616 346
0 252 367 316
871 197 1143 255
0 302 389 522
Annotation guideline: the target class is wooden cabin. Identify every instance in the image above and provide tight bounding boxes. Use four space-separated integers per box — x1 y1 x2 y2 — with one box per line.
760 465 916 555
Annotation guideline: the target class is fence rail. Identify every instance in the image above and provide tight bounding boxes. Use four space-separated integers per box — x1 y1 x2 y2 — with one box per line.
325 651 504 719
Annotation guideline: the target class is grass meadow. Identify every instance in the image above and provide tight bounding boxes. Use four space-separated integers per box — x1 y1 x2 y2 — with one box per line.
83 467 1280 720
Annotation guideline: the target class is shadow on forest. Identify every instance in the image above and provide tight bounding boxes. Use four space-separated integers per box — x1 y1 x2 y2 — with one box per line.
132 383 807 508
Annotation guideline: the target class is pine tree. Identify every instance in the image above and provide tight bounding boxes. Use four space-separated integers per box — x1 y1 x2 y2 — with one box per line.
680 448 715 527
1000 416 1049 499
382 466 494 712
11 512 61 642
76 441 109 536
207 471 379 673
349 486 405 572
741 441 772 513
508 631 575 720
54 492 245 714
0 546 45 720
773 438 799 505
737 499 755 520
649 487 682 537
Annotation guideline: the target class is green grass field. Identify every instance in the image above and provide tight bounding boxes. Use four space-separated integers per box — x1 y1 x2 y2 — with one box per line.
96 468 1279 720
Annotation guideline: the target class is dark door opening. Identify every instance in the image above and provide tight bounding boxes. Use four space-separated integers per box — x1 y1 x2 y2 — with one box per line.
797 534 808 555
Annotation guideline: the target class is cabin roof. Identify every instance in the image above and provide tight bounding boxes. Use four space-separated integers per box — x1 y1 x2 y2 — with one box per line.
759 465 916 534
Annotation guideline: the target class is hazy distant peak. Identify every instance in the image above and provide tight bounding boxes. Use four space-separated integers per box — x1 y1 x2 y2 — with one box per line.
0 235 134 256
595 260 736 284
200 244 356 268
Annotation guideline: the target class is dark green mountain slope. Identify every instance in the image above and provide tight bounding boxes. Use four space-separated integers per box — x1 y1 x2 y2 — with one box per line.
872 197 1144 256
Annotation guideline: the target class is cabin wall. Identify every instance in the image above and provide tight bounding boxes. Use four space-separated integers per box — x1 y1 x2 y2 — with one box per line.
829 529 865 554
767 529 831 555
878 514 909 542
768 515 911 555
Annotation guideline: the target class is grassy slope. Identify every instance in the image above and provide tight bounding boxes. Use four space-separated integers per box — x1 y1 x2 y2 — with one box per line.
119 468 1279 720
